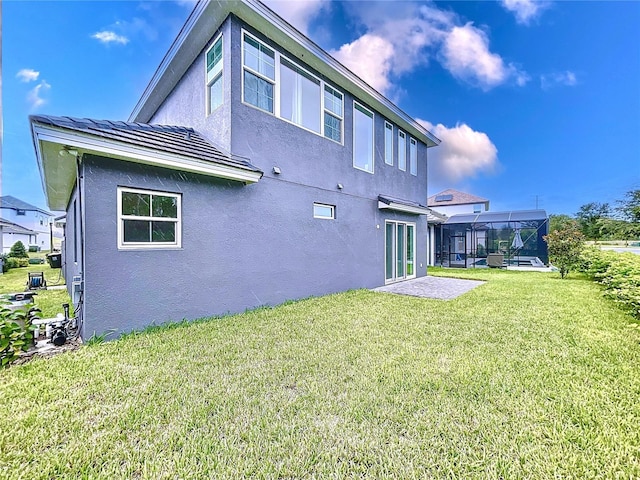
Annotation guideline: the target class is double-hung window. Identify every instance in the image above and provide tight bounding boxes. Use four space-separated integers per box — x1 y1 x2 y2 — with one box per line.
384 121 393 165
409 137 417 176
206 35 223 114
243 35 275 113
118 187 181 249
280 57 321 133
398 131 407 171
353 102 374 173
324 86 343 143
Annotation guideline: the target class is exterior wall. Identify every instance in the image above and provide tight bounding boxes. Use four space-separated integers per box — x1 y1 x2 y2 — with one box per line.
2 232 36 254
150 17 232 153
81 155 427 337
61 185 84 334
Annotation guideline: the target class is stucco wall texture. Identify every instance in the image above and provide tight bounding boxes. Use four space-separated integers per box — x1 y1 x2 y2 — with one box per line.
71 14 431 337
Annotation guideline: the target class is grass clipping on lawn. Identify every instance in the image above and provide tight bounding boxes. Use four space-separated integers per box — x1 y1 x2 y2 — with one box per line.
1 270 639 479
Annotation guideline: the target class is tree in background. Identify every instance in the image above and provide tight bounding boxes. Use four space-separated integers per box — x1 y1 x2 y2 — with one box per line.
8 241 28 259
576 202 610 241
543 220 584 279
616 189 640 224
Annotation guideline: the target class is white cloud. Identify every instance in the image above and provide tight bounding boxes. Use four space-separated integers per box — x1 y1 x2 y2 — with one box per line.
418 119 498 183
501 0 549 25
441 23 528 90
540 70 577 90
331 34 395 94
263 0 330 35
92 30 129 45
16 69 40 82
27 80 51 110
334 2 527 94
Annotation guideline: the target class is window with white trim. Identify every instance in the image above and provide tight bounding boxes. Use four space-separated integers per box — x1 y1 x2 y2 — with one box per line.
384 121 393 165
398 130 407 171
206 35 223 114
118 187 181 249
353 102 374 173
243 34 275 113
409 137 417 176
324 85 343 143
241 31 344 144
313 203 335 219
280 57 321 133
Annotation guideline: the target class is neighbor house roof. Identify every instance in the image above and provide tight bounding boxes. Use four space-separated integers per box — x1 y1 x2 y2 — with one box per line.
30 115 263 211
129 0 440 148
427 189 490 207
0 196 52 216
0 217 37 235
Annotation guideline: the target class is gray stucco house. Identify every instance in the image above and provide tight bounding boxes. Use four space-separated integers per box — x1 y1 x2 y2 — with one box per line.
30 0 440 339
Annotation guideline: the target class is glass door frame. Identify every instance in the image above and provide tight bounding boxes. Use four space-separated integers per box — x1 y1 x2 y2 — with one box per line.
385 220 416 284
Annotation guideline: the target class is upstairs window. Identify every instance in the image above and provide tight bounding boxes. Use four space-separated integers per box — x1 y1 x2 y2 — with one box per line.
313 203 335 220
384 121 393 165
410 137 417 176
118 187 181 249
398 131 407 171
353 102 374 173
280 58 321 133
324 86 343 143
16 209 26 216
206 35 223 114
243 35 275 113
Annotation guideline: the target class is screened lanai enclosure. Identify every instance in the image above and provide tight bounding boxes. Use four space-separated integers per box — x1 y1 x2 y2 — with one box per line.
434 210 549 268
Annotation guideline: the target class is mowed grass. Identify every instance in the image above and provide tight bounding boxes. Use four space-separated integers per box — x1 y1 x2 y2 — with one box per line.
1 270 639 479
0 263 70 317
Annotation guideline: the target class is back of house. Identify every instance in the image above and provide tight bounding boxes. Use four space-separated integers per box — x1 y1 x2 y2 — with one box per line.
30 0 440 338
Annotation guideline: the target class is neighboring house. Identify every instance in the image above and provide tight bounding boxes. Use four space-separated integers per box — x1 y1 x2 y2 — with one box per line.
427 189 490 216
29 0 441 339
0 196 55 251
0 217 38 254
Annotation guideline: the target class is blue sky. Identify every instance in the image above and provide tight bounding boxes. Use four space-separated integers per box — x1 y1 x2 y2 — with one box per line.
3 0 639 215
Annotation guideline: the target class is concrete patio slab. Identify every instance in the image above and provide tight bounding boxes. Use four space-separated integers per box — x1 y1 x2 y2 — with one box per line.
372 275 485 300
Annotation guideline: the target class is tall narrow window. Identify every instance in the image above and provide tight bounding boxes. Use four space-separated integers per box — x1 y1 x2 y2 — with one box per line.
324 85 343 143
243 34 275 113
353 102 374 173
398 131 407 171
118 187 181 249
410 137 417 176
384 121 393 165
280 58 321 133
206 36 223 114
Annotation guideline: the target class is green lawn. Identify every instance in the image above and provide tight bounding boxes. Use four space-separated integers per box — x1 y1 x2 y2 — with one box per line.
1 270 639 478
0 263 70 317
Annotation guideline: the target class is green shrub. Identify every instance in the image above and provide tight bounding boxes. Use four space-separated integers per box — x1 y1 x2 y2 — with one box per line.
28 245 40 253
4 257 29 269
0 307 36 367
579 248 640 319
8 241 29 259
543 220 584 278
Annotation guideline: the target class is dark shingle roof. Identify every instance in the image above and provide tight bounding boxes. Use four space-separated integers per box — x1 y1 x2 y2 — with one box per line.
30 115 262 174
0 217 37 235
0 196 52 215
427 189 489 207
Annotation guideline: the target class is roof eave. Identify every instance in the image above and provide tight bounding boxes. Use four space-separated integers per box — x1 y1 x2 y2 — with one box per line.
129 0 440 147
31 121 262 211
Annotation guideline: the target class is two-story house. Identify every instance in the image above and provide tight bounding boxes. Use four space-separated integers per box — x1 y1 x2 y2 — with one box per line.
29 0 440 339
0 195 55 252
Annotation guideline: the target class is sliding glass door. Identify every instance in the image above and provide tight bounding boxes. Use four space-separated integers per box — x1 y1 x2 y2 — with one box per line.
385 221 416 282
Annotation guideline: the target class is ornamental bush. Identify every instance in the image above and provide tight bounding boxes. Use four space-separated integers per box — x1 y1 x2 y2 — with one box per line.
579 247 640 320
543 220 584 279
0 307 36 368
8 241 29 259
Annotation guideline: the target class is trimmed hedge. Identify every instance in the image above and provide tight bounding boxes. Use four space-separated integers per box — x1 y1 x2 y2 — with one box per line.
579 247 640 319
